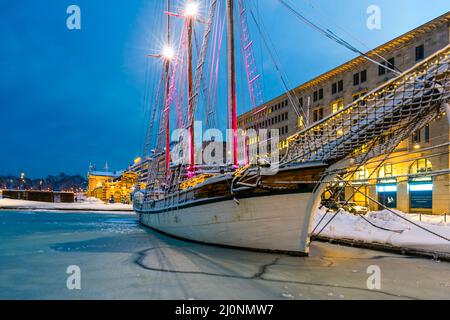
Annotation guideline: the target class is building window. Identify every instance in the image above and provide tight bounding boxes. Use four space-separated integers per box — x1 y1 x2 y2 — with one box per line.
313 89 323 102
354 167 368 181
313 108 324 122
410 158 432 174
379 58 395 76
378 63 386 76
412 130 421 143
424 125 430 143
416 44 424 61
361 70 367 83
353 73 360 86
299 97 303 108
387 58 395 73
331 99 344 113
332 81 344 94
379 163 394 178
354 70 367 86
298 116 304 128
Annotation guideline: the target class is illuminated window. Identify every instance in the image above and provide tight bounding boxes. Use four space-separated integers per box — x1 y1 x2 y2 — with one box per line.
278 140 289 150
409 158 432 174
331 99 344 113
378 163 395 178
298 116 304 128
354 167 368 181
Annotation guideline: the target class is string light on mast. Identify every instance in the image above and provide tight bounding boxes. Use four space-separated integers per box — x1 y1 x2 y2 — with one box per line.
162 45 176 61
148 45 176 61
184 1 199 17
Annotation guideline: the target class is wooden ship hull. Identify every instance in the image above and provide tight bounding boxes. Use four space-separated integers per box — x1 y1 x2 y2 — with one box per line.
135 163 327 255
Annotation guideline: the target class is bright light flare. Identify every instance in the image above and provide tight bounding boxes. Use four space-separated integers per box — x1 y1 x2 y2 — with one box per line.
162 46 175 61
185 2 199 17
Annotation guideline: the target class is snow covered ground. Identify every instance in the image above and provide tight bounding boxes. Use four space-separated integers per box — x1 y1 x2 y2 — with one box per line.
0 198 133 213
313 206 450 254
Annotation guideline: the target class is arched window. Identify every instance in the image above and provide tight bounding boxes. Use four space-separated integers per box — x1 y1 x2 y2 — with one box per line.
378 163 396 178
354 166 368 181
409 159 432 175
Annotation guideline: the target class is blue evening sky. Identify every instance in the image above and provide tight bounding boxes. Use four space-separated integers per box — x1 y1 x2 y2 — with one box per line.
1 0 449 177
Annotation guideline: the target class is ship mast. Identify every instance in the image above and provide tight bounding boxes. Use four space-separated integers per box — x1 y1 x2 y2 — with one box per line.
227 0 238 167
187 4 195 176
164 0 171 178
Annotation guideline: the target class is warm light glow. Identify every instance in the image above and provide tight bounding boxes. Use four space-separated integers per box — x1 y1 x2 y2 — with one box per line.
162 46 175 61
185 2 199 17
413 143 421 150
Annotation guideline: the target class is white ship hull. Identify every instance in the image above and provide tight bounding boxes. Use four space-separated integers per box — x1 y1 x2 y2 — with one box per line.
136 191 320 255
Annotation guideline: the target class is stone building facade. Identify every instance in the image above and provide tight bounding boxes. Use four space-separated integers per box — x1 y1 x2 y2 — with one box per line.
237 12 450 214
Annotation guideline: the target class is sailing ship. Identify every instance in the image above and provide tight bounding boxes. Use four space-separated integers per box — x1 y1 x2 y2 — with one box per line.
134 0 450 255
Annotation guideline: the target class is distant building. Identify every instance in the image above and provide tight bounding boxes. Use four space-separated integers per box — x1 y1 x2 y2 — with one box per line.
128 157 152 188
87 171 121 196
87 170 137 204
238 12 450 214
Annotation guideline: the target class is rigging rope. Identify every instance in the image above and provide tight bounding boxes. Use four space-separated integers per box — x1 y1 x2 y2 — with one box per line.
246 0 304 119
300 0 401 72
278 0 402 75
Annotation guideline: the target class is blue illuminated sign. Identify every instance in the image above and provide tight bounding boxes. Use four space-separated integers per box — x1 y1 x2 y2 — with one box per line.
409 182 432 209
